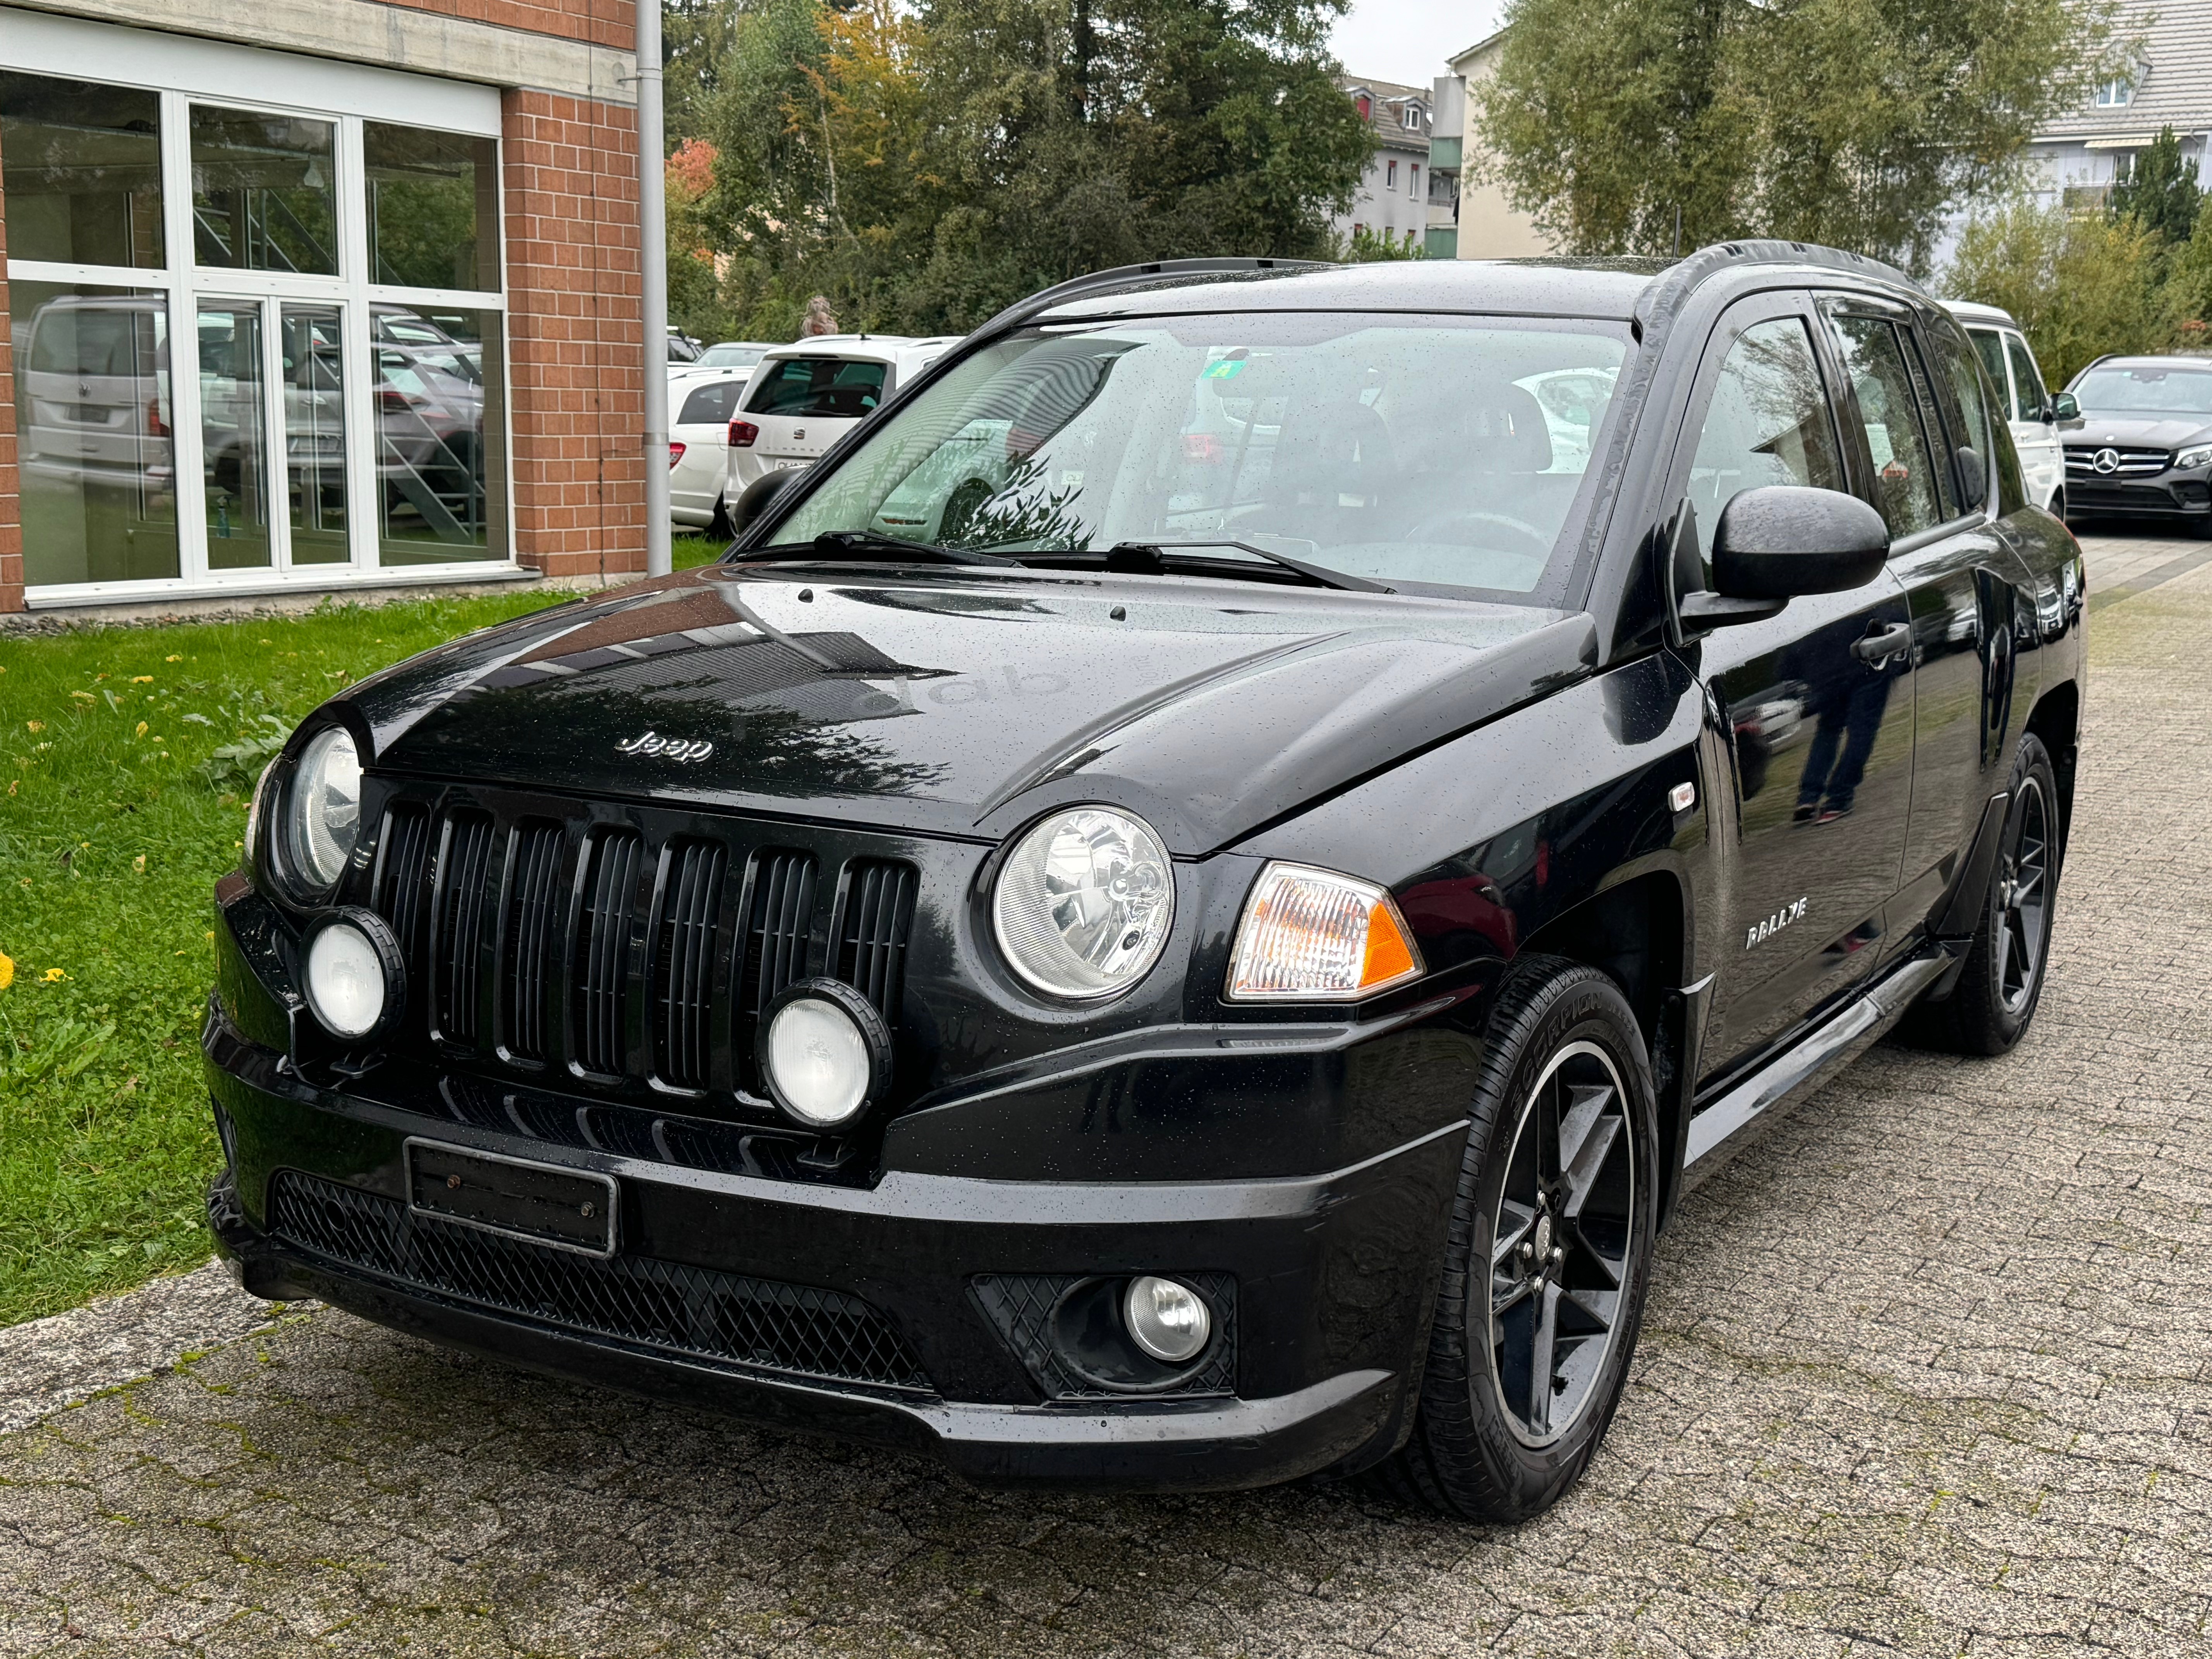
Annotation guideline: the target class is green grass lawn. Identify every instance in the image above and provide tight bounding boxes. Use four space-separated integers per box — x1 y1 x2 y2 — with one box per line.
674 530 725 569
0 589 579 1327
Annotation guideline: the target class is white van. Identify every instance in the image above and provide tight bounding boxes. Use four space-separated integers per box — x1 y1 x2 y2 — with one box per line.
725 335 958 497
1944 301 2069 515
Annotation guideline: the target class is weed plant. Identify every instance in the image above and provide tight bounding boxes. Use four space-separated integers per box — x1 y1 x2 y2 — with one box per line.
0 591 572 1326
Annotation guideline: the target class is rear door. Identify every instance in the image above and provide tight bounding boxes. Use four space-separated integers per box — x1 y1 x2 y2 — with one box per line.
1678 298 1917 1081
1819 298 2022 950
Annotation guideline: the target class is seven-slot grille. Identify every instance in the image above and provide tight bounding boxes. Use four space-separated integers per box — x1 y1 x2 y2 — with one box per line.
369 802 914 1101
2065 445 2171 477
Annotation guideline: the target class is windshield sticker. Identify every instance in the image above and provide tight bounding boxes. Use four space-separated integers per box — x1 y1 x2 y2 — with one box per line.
1865 423 1895 467
1202 352 1248 381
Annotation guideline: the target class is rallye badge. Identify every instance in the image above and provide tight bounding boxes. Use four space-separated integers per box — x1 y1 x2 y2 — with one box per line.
1747 897 1808 949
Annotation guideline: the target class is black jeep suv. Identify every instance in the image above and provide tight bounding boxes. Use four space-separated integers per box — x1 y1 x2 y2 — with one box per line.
206 244 2085 1522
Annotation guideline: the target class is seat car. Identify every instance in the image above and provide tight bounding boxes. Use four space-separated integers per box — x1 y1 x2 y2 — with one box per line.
1943 300 2071 515
668 371 752 534
205 247 2085 1522
725 335 957 496
2060 353 2212 535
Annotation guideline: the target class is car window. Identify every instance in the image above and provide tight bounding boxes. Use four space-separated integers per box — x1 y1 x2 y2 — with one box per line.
697 344 765 368
1967 328 2013 417
2072 363 2212 414
770 311 1631 598
678 380 741 425
2004 335 2046 422
744 356 890 418
1683 316 1846 564
1932 325 1993 509
1829 314 1944 538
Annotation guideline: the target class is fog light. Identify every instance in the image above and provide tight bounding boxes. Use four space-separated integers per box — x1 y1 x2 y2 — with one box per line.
760 978 892 1130
303 910 402 1042
1124 1275 1211 1364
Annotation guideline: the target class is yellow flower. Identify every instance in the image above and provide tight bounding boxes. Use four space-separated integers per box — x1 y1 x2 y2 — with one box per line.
0 952 13 991
165 654 182 663
42 967 66 983
133 855 147 872
135 721 149 738
70 691 94 703
25 721 43 733
131 675 153 684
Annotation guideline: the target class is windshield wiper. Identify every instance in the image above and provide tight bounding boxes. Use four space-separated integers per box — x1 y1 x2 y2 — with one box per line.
731 530 1019 567
1094 539 1394 594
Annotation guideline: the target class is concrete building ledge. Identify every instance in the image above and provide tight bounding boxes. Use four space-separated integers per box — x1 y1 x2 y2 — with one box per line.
3 567 647 632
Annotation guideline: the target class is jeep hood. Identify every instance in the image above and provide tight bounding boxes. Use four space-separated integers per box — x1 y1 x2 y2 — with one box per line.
345 564 1595 853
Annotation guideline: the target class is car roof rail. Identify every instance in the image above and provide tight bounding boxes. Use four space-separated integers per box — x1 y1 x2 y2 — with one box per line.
969 257 1337 343
1633 238 1914 332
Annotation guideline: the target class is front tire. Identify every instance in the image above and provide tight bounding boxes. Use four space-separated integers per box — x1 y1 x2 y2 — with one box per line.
1380 957 1659 1522
1903 733 2060 1054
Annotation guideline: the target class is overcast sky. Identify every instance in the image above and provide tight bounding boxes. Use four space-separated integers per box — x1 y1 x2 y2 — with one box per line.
1329 0 1508 89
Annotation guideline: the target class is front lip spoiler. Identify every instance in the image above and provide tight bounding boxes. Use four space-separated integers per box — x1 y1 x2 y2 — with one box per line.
210 1194 1397 1491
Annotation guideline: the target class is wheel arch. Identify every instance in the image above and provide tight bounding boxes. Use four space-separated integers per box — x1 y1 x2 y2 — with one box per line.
1516 870 1690 1225
2024 679 2079 860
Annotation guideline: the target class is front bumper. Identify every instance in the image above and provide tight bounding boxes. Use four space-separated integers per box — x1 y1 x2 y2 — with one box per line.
2062 474 2212 520
204 996 1464 1490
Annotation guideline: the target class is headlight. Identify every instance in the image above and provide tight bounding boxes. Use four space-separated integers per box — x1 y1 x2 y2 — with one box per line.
992 807 1175 1000
284 727 361 891
1226 862 1424 1001
2176 444 2212 470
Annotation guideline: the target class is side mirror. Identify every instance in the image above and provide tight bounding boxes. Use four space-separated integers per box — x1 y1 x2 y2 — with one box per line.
1712 485 1889 599
727 467 799 541
2047 391 2079 421
1955 445 1988 508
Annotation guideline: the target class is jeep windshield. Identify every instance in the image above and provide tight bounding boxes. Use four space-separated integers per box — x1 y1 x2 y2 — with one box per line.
764 312 1631 599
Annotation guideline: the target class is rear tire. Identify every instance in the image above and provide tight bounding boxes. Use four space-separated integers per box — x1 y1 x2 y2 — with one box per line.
1902 733 2059 1055
707 495 734 541
1378 956 1659 1522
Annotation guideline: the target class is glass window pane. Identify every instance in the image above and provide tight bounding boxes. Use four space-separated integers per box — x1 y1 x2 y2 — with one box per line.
1967 328 2011 418
1830 315 1943 538
363 122 499 292
198 301 273 568
0 72 164 268
378 307 506 565
678 379 742 425
2005 336 2047 422
12 281 179 585
1685 317 1846 563
191 106 337 275
1899 329 1960 522
1935 327 1993 491
744 356 889 417
282 304 350 565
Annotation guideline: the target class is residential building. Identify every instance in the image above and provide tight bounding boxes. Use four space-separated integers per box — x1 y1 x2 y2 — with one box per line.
1434 30 1554 262
1334 77 1448 254
0 0 648 619
2019 0 2210 218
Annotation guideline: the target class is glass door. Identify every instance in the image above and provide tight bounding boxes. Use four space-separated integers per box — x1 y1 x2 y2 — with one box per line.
196 297 274 569
280 303 350 564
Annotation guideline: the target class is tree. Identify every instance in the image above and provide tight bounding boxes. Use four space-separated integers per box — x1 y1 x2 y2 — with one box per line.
2110 125 2202 249
1480 0 2130 270
1944 195 2167 384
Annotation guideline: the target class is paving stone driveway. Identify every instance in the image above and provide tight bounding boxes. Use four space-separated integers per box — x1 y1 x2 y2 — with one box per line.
4 539 2210 1658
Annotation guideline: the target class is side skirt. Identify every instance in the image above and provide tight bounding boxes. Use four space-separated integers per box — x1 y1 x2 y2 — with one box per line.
1676 946 1956 1191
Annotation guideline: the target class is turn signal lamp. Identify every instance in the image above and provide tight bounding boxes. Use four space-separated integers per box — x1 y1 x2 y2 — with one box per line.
1225 862 1423 1001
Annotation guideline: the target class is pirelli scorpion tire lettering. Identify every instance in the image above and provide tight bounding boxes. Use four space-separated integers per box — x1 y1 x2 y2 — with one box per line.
1379 956 1659 1522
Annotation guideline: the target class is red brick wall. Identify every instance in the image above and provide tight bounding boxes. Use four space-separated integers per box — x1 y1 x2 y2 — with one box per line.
382 0 635 53
0 116 19 617
502 88 644 582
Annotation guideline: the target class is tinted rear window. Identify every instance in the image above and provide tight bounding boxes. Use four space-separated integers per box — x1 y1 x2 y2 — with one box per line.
744 356 889 418
678 380 743 425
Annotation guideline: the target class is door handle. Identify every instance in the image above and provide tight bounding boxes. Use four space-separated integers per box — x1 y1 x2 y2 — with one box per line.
1852 622 1913 666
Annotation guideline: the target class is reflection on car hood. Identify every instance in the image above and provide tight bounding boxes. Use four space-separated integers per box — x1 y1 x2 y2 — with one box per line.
343 565 1597 853
2068 415 2212 449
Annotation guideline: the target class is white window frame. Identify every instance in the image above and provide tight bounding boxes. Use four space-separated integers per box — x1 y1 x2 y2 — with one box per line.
3 15 516 607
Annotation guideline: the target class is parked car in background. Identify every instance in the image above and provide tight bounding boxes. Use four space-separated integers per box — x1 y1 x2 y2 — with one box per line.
667 371 752 535
672 341 780 388
1944 301 2069 516
668 327 703 364
726 335 958 497
2061 354 2212 536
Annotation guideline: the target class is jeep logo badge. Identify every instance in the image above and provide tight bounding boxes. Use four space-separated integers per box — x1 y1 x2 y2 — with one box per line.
616 731 713 763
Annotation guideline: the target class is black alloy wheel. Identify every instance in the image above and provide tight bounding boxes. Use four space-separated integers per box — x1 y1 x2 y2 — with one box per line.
1995 773 2051 1017
1488 1040 1637 1447
1379 957 1658 1522
1901 731 2061 1055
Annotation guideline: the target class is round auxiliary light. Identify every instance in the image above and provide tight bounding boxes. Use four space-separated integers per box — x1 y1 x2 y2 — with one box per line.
992 806 1175 1001
1124 1276 1212 1365
759 978 893 1130
302 909 404 1043
285 726 362 892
